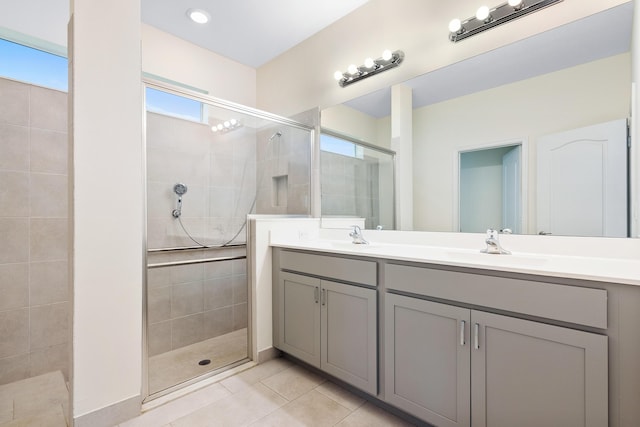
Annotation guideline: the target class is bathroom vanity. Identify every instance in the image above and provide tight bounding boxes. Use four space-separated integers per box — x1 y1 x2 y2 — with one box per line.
271 239 640 427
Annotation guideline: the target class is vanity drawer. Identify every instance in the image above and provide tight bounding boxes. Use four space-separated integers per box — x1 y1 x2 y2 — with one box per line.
279 250 377 286
385 263 607 328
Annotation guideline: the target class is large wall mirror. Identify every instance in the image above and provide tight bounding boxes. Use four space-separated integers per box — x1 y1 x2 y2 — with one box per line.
320 3 632 238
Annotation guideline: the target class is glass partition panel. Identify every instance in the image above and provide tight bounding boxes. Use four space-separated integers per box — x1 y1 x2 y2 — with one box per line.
320 132 395 230
144 81 313 399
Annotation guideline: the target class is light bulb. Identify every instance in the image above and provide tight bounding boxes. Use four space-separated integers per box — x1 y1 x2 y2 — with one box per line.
217 124 223 131
347 64 358 75
448 18 462 33
508 0 523 7
230 119 237 126
364 57 375 69
382 50 393 61
476 5 490 21
223 121 231 128
187 9 210 24
334 70 344 81
211 126 217 132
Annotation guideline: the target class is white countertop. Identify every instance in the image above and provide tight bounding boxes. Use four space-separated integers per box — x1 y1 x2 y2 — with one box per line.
270 238 640 286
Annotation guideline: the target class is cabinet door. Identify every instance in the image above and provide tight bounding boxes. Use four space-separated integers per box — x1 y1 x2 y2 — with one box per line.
277 272 321 367
471 311 608 427
385 293 471 427
321 280 377 395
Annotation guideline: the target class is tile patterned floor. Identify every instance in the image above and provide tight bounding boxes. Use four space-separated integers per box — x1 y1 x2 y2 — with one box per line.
149 329 248 395
122 357 416 427
0 371 69 427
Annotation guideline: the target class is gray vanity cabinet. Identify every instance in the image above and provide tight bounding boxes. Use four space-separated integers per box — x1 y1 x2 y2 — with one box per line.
385 293 471 427
472 310 608 427
277 270 378 395
385 293 608 427
278 272 321 367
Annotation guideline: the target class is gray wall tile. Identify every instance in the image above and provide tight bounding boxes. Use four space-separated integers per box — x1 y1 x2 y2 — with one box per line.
29 261 69 306
0 263 29 311
29 173 68 218
0 171 29 217
233 303 248 330
204 277 233 311
0 218 29 263
0 308 29 358
29 86 67 132
30 218 68 262
0 79 29 126
30 129 68 174
0 124 29 171
28 343 69 380
29 302 69 350
203 307 233 339
148 285 171 324
148 321 171 357
171 282 204 318
171 314 203 349
0 353 29 385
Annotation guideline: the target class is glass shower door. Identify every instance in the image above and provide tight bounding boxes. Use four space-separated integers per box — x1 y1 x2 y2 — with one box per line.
143 81 313 398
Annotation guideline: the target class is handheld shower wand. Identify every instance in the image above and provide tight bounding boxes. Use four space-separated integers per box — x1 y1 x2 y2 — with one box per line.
172 183 188 218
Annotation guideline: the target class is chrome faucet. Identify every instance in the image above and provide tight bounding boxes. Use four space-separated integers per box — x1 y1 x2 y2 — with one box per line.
481 228 511 254
349 225 369 245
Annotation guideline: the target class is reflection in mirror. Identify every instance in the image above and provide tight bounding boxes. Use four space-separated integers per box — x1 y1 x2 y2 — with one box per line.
320 131 396 230
459 144 522 234
320 3 632 237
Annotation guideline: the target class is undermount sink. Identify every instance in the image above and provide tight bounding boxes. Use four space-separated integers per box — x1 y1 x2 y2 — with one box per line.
325 241 378 250
445 250 549 267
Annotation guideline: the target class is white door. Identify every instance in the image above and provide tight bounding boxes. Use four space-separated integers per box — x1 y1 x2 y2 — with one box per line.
537 119 627 237
502 146 521 234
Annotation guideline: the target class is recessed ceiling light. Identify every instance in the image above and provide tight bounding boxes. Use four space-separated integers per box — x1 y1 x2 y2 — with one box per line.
187 8 211 24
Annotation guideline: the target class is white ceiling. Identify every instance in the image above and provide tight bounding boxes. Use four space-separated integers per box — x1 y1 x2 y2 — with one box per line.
344 2 633 118
140 0 371 68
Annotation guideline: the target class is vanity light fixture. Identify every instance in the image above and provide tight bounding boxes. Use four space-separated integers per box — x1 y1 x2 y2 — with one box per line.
211 118 242 133
448 0 563 42
334 49 405 88
187 8 211 24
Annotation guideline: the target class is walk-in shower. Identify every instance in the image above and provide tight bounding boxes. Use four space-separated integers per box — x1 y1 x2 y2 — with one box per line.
143 79 313 399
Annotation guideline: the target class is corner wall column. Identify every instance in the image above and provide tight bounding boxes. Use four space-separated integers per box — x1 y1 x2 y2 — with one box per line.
69 0 143 425
391 84 413 230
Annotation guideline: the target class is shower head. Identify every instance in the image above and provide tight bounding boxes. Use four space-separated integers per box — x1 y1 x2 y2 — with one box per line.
269 131 282 141
173 183 188 196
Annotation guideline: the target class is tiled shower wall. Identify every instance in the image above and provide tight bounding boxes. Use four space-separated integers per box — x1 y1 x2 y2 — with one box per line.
146 112 252 355
146 249 247 357
320 151 380 229
0 78 69 385
255 128 311 215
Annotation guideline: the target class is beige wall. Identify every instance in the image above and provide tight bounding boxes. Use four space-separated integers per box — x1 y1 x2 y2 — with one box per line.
413 53 631 233
257 0 628 117
142 24 256 107
0 78 70 386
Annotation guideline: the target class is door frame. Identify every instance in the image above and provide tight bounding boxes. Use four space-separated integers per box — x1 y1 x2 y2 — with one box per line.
453 138 528 233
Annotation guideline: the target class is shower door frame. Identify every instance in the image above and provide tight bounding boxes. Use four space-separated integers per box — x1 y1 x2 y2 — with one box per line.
141 77 316 402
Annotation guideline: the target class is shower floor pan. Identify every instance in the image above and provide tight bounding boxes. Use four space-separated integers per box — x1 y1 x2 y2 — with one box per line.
148 328 248 395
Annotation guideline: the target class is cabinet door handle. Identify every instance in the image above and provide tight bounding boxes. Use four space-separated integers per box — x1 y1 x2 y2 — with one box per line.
474 323 480 350
314 286 319 304
321 288 326 306
460 320 466 346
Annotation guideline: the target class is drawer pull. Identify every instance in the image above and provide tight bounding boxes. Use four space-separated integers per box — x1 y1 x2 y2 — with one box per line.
460 320 466 346
314 286 319 304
